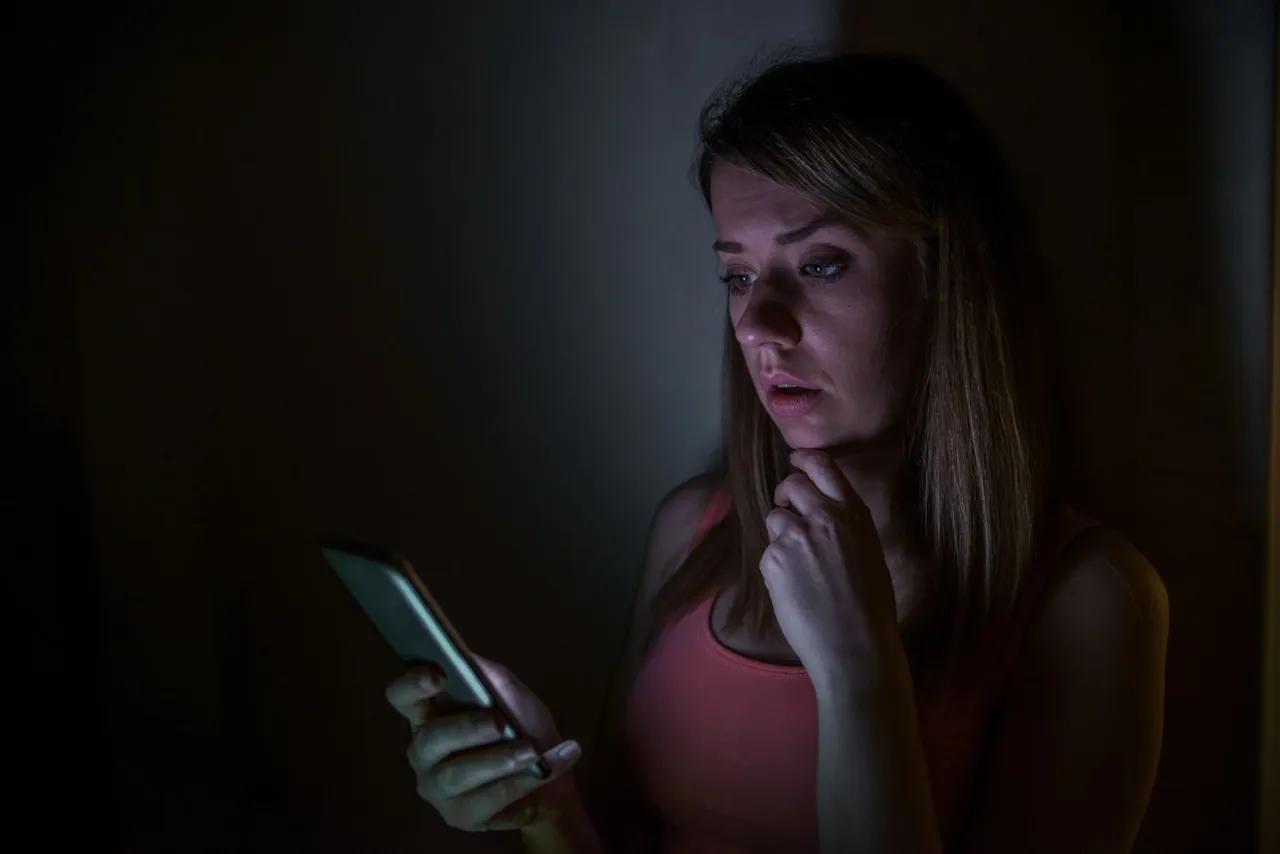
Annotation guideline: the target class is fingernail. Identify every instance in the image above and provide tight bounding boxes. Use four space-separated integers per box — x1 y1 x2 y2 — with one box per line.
418 673 439 691
552 740 581 762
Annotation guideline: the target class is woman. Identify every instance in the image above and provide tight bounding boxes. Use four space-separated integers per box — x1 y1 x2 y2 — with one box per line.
384 52 1169 854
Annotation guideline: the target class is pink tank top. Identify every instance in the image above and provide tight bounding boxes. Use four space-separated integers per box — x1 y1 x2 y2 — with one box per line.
624 482 1100 853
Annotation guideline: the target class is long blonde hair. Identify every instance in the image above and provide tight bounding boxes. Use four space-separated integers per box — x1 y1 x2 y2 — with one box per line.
648 51 1061 672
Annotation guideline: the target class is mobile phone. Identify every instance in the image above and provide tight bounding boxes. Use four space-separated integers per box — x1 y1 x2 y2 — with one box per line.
321 535 552 780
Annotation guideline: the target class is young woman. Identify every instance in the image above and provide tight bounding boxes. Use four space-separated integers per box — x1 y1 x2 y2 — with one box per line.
383 52 1169 854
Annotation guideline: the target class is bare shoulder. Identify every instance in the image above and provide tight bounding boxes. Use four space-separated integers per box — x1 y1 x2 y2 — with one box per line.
640 472 724 598
1031 524 1170 659
652 471 724 536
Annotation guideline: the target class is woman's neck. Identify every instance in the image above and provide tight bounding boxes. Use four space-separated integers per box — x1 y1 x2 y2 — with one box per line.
818 432 916 557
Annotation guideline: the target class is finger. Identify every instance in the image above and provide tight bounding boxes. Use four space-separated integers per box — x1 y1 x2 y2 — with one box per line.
454 740 584 832
773 471 826 517
788 449 854 503
472 655 517 705
409 707 509 773
764 505 800 541
473 656 533 731
429 738 544 799
472 653 501 678
386 665 446 728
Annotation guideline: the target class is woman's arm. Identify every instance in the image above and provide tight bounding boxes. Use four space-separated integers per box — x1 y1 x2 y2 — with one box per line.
807 525 1167 854
810 636 943 854
959 526 1169 852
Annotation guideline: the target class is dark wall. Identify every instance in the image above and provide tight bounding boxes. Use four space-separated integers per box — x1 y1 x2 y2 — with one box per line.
11 2 836 852
9 1 1274 853
7 4 129 850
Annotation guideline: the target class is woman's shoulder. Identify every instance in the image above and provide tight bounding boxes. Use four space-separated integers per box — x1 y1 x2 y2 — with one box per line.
1032 516 1169 660
654 471 724 527
644 471 725 579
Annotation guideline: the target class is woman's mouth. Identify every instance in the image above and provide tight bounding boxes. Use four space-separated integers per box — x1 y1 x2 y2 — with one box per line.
766 386 822 417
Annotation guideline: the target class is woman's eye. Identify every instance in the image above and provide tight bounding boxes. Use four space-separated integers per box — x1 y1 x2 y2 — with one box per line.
801 261 846 280
719 271 754 296
718 259 845 297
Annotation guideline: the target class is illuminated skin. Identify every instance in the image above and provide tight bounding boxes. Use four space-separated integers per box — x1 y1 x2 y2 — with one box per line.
708 159 1168 854
710 159 927 566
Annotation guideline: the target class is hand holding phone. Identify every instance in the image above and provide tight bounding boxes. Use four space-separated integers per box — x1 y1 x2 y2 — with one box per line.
385 658 585 832
321 537 584 833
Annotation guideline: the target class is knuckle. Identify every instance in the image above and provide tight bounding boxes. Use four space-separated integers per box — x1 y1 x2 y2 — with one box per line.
407 729 432 766
385 679 408 708
433 763 462 798
508 743 537 770
405 738 424 769
494 774 526 806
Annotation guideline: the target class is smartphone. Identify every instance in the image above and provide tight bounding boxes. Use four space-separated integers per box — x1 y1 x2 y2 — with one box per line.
321 535 551 780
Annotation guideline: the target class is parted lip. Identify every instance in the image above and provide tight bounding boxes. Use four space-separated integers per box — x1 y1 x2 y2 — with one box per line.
760 371 818 391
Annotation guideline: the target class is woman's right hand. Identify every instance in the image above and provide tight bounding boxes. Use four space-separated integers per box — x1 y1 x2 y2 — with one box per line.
385 655 584 833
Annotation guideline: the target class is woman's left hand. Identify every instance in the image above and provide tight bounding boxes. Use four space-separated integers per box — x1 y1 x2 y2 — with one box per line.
761 449 902 680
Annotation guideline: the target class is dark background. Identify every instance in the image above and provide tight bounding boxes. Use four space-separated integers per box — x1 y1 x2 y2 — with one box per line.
6 1 1275 852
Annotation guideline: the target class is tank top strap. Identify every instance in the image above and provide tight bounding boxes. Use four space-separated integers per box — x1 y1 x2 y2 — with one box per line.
965 503 1104 691
692 479 733 546
689 487 1101 672
1014 504 1103 627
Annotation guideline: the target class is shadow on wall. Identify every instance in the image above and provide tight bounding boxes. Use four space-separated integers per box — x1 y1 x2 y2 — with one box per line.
837 0 1273 851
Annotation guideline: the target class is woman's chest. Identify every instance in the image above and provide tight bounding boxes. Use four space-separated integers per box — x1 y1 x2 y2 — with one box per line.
626 611 992 851
708 584 803 664
707 552 931 667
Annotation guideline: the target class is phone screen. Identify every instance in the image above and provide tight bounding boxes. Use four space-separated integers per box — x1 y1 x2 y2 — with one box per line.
321 538 552 779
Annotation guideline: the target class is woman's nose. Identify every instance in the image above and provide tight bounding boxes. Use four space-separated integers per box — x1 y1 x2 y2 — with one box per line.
733 277 802 349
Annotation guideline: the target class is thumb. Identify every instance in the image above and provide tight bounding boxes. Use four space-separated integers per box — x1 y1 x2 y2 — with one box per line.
473 654 520 705
473 654 542 737
539 738 584 777
472 653 503 683
481 739 585 832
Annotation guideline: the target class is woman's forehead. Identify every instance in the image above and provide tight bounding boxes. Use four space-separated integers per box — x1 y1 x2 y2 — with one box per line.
710 162 812 209
709 164 826 235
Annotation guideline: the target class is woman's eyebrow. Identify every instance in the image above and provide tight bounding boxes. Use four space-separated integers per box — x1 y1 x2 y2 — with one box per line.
712 213 849 253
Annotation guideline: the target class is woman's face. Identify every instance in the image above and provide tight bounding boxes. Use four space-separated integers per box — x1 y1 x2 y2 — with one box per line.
709 160 927 452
